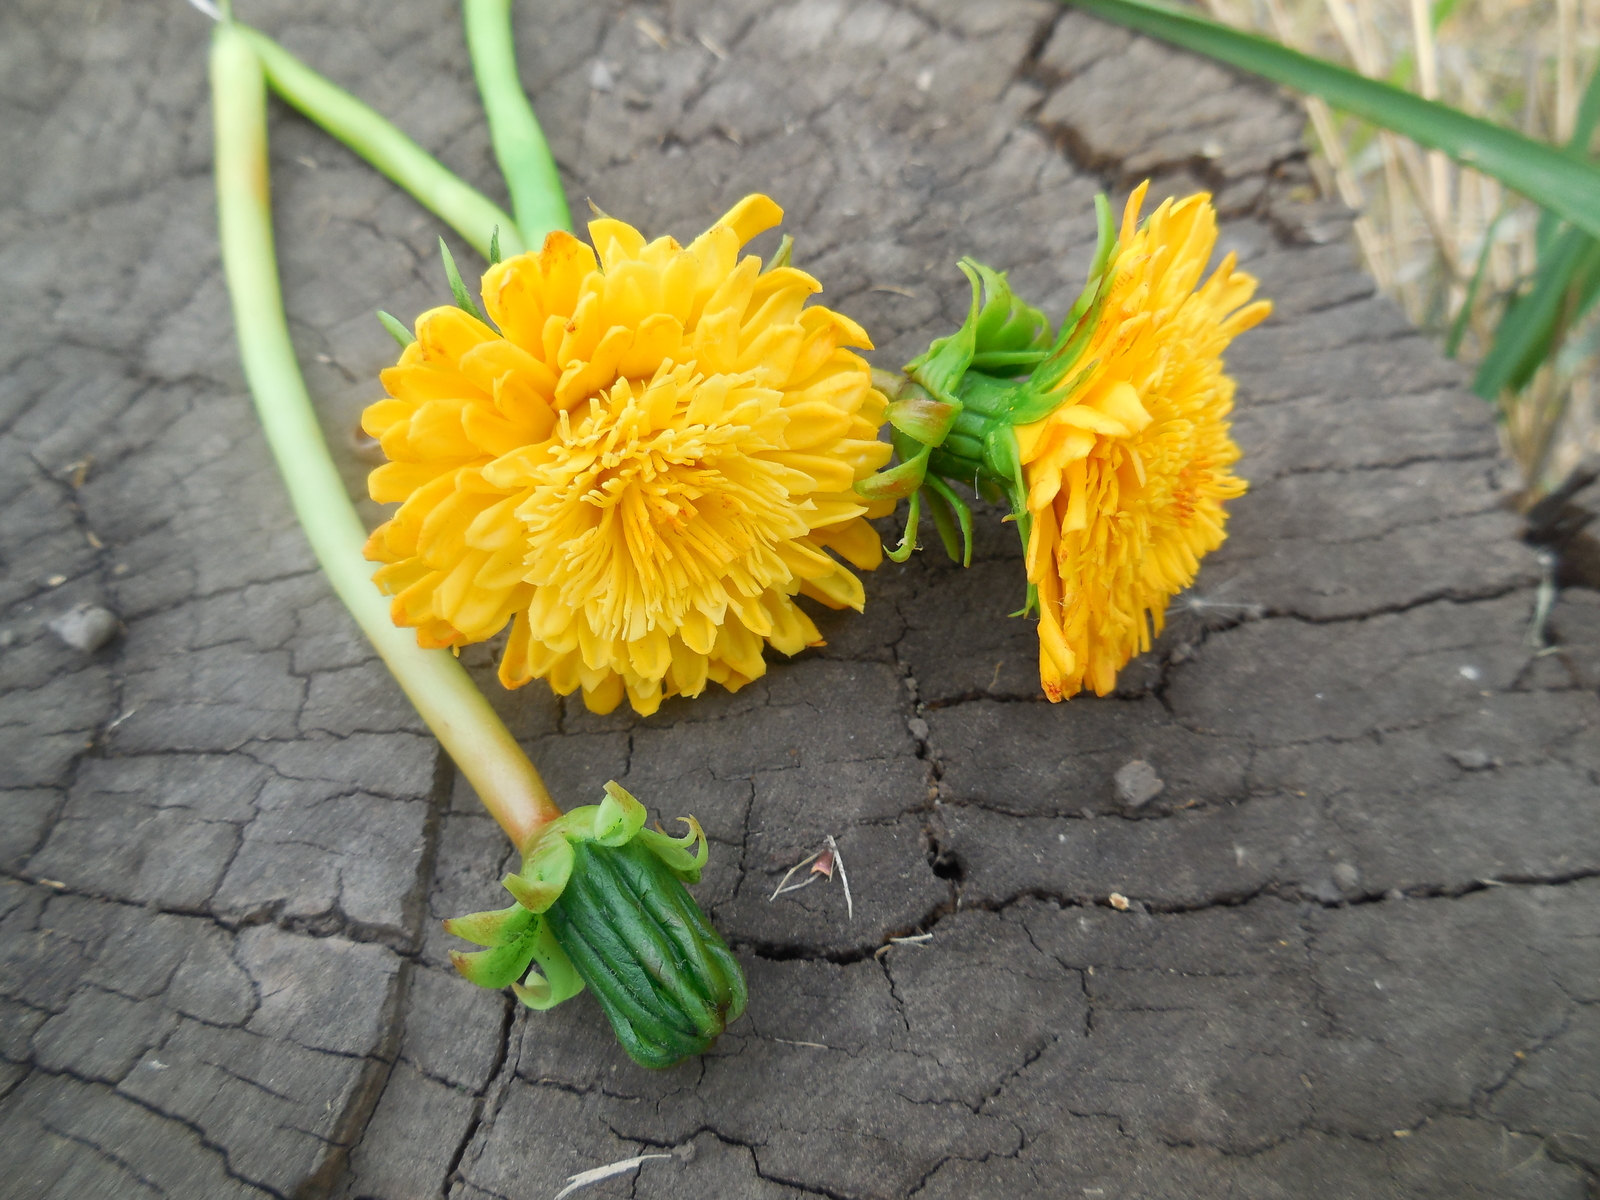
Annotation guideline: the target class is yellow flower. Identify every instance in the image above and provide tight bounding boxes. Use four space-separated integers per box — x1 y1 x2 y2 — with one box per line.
1013 183 1271 700
360 196 894 716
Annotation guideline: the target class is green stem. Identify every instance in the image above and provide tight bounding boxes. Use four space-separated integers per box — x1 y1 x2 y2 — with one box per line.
210 24 560 851
234 24 523 260
462 0 572 244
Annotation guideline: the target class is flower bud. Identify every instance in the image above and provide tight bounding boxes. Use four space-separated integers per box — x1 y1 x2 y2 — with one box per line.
446 782 745 1069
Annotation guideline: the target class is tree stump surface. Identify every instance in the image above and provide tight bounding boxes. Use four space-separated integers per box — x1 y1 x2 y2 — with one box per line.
3 1 1599 1197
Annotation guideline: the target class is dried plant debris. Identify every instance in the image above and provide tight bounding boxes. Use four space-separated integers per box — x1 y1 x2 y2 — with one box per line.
551 1153 672 1199
769 835 853 919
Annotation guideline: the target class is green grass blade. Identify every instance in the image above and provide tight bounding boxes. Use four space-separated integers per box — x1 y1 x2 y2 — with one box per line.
1574 64 1600 153
1536 65 1600 255
1444 210 1503 359
1062 0 1600 244
1481 63 1600 400
1473 229 1600 399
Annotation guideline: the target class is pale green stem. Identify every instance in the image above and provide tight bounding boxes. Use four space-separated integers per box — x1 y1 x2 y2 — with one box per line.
234 24 523 260
210 24 560 851
462 0 573 244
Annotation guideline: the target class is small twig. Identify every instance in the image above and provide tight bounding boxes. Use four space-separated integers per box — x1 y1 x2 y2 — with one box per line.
772 1038 829 1049
771 875 820 898
826 834 852 920
769 851 820 900
1527 549 1559 649
552 1155 672 1200
890 933 933 946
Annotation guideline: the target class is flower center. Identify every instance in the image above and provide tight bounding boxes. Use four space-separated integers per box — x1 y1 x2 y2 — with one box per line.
517 365 808 644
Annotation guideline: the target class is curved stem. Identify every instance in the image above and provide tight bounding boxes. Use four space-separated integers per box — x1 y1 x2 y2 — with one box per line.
210 24 560 852
234 24 523 261
462 0 572 244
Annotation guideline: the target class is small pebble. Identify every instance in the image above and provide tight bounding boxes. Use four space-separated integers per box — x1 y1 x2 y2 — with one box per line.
1108 892 1130 911
49 603 120 652
1384 888 1406 902
1114 759 1164 809
589 60 615 92
1309 876 1345 905
1331 862 1361 892
906 717 929 741
1448 748 1499 771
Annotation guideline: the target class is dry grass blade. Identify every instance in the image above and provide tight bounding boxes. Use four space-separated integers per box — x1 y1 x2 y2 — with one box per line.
826 834 853 920
769 851 821 900
551 1155 673 1200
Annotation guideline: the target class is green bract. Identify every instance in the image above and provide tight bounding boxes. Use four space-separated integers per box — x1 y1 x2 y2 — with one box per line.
445 782 745 1069
862 194 1120 573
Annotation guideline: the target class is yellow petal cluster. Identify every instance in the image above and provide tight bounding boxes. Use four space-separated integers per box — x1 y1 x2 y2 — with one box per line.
361 196 893 716
1014 183 1270 700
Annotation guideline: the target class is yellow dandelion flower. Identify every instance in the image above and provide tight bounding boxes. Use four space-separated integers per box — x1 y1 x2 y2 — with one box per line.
1015 183 1269 699
361 196 894 716
873 182 1270 701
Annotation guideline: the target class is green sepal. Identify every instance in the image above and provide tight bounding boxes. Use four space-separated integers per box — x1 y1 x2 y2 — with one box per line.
488 225 502 266
903 260 982 405
885 384 960 446
501 832 576 913
855 440 931 502
450 923 541 989
763 234 794 273
594 781 648 845
376 310 414 348
1006 358 1100 426
886 488 923 563
999 193 1119 425
1083 194 1118 308
510 917 586 1011
502 871 563 913
443 902 535 947
980 422 1034 583
923 475 973 567
439 236 486 323
970 349 1048 370
968 260 1052 366
636 816 709 883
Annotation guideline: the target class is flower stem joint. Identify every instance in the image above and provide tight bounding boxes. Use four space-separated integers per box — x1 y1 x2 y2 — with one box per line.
446 782 746 1069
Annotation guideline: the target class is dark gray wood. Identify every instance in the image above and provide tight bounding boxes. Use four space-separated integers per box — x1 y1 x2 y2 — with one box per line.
2 1 1596 1197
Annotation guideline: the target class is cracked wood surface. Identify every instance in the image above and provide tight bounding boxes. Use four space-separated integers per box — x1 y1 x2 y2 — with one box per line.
2 0 1598 1197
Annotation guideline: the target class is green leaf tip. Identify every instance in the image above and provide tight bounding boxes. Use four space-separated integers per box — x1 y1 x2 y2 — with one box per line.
489 225 502 266
439 237 486 322
376 309 414 348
